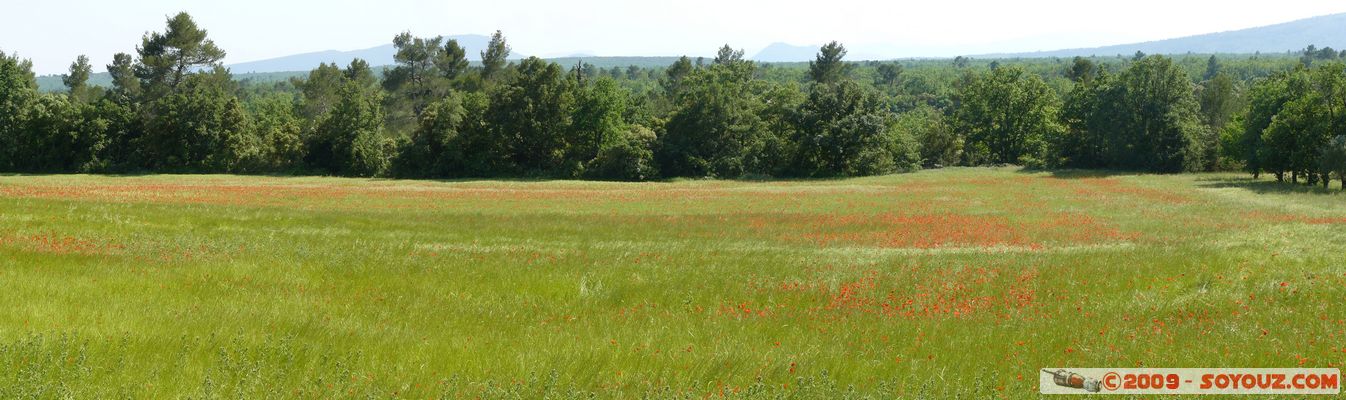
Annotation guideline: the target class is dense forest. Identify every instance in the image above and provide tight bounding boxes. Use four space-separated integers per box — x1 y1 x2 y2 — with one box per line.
2 13 1345 187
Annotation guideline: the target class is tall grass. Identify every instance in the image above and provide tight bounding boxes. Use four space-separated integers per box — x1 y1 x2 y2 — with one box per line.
0 168 1342 397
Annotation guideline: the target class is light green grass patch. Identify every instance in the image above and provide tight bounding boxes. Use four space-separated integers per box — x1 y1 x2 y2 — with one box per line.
0 168 1343 398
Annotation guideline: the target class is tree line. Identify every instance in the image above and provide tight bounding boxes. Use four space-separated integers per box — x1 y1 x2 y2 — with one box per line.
1228 60 1346 188
1 12 1343 187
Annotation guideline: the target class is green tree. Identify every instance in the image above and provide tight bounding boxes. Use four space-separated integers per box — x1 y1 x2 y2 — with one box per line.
1261 64 1344 186
134 12 226 100
586 124 659 181
4 52 117 171
63 55 93 103
481 30 511 82
307 77 387 177
14 95 111 172
658 57 770 178
1323 135 1346 190
98 53 145 171
293 63 345 123
138 72 254 172
1311 63 1346 186
875 62 903 88
1058 68 1112 168
125 12 251 173
107 53 142 102
791 80 907 176
1197 72 1240 170
663 56 693 91
1062 56 1205 172
383 33 457 130
437 39 470 81
659 56 696 112
755 82 806 175
1199 73 1239 131
1116 56 1205 172
713 45 745 66
246 93 305 171
569 78 628 176
579 62 598 80
1259 70 1317 183
486 57 576 174
1203 55 1221 81
1065 57 1097 84
0 51 38 170
392 94 470 178
344 59 378 91
90 98 141 171
1300 45 1339 67
809 41 849 84
440 92 499 176
952 66 1062 166
1236 72 1295 178
897 105 961 168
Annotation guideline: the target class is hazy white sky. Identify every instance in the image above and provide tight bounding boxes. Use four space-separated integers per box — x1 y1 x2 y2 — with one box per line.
5 0 1346 75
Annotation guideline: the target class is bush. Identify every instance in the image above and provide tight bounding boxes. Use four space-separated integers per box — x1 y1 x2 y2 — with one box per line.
306 82 387 177
245 93 305 172
585 124 658 181
791 80 906 177
138 75 255 172
896 105 961 168
391 95 468 178
1323 135 1346 190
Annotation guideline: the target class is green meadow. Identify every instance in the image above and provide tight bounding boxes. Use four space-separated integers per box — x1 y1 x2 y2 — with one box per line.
0 168 1343 398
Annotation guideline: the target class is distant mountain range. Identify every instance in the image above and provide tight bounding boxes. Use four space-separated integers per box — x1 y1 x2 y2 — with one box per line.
753 13 1346 62
33 56 686 92
978 13 1346 58
751 42 888 63
226 34 496 73
32 12 1346 91
751 43 821 62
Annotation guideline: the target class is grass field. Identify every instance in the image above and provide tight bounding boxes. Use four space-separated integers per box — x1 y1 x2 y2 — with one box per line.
1 168 1343 398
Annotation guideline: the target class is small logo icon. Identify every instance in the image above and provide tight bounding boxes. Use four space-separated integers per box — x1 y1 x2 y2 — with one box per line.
1043 369 1102 392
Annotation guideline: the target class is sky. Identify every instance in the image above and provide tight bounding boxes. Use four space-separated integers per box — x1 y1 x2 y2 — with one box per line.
5 0 1346 75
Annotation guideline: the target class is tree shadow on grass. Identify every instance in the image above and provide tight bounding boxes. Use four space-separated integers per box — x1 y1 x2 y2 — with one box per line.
1011 168 1145 179
1194 176 1344 195
0 172 158 178
0 171 570 183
